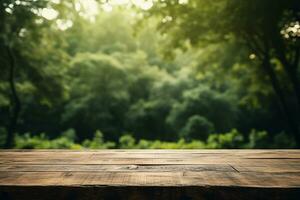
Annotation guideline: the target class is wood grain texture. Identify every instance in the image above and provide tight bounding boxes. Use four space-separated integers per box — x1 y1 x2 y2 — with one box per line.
0 150 300 199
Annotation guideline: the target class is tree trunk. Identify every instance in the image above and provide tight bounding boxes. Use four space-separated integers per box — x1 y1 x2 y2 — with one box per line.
278 54 300 112
4 46 21 149
273 41 300 114
262 56 300 147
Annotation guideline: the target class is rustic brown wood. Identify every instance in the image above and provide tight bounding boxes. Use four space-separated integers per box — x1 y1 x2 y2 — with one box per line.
0 150 300 199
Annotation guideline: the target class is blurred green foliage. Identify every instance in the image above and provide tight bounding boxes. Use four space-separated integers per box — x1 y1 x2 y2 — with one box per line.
0 0 299 149
12 129 296 149
180 115 214 141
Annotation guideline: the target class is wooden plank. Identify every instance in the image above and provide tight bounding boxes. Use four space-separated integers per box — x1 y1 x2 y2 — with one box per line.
1 171 300 188
1 157 300 165
233 164 300 173
4 163 300 173
0 150 300 199
0 164 234 172
1 149 299 158
1 150 299 159
1 151 300 164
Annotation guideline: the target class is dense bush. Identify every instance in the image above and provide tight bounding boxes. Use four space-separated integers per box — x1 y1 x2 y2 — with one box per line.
180 115 214 141
82 130 116 149
9 129 295 149
206 129 244 149
15 133 82 149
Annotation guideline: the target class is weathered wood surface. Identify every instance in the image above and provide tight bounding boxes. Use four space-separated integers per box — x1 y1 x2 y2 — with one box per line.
0 150 300 200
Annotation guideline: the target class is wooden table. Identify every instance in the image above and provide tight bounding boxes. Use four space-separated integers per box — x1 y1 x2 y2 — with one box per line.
0 150 300 200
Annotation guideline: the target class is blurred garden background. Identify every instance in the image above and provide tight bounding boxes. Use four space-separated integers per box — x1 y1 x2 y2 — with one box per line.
0 0 299 149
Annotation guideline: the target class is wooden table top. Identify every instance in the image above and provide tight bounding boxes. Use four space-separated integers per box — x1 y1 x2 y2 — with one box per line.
0 149 300 188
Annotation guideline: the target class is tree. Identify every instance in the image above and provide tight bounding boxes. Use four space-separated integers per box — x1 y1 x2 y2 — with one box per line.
148 0 300 145
0 0 70 147
63 53 130 140
167 86 237 134
180 115 214 141
0 0 47 147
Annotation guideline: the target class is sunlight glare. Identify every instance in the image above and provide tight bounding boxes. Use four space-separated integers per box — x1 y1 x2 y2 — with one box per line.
105 0 153 11
179 0 188 4
56 19 73 31
132 0 153 10
102 3 113 12
40 8 58 20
